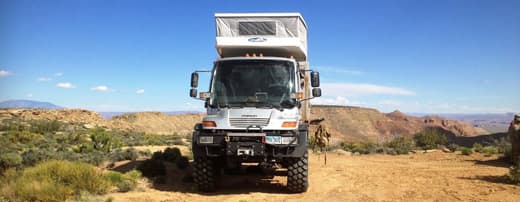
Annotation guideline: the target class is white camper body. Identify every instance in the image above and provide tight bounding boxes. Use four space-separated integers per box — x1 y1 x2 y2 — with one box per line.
215 13 308 61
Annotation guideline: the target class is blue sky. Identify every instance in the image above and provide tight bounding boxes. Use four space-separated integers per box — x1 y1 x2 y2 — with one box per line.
1 0 519 113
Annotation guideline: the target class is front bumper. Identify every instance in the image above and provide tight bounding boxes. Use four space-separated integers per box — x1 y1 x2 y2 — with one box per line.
192 124 308 159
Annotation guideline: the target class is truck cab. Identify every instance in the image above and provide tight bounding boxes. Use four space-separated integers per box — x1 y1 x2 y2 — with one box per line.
189 13 320 193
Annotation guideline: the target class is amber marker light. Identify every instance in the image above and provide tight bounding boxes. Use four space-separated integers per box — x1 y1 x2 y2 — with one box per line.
282 121 297 128
297 92 304 99
203 121 217 127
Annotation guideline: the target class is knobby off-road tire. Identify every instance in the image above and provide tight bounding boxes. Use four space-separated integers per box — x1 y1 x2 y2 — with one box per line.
287 152 309 192
193 158 217 192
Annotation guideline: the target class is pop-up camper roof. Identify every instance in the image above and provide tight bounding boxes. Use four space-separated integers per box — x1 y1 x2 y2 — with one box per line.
215 13 308 61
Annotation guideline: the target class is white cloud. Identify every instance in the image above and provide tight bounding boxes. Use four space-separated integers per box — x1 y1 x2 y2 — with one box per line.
0 70 10 77
56 82 75 89
91 85 113 92
311 96 350 106
37 77 52 82
54 72 63 77
136 89 145 94
321 83 415 97
27 94 33 98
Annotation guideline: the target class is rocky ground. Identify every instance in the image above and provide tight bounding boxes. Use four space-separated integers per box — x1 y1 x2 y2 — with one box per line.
107 150 518 202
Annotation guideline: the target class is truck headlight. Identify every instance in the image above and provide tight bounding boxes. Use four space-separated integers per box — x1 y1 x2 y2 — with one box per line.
281 137 298 144
199 136 213 144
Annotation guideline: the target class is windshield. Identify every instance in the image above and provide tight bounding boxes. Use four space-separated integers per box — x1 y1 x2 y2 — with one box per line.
210 59 296 108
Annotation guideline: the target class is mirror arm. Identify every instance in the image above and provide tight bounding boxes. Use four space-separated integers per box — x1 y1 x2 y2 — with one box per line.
298 97 316 103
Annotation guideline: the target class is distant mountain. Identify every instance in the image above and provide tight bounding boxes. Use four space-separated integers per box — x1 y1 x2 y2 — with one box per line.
99 111 203 119
0 100 63 109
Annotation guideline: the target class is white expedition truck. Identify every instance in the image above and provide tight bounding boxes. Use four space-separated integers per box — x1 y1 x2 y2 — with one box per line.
189 13 321 193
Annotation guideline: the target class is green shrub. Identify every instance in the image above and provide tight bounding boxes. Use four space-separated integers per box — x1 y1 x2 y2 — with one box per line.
111 148 139 162
385 136 415 155
413 129 447 150
104 170 141 192
482 146 498 155
28 120 63 134
90 129 122 153
473 143 484 153
0 153 22 171
21 149 48 166
341 142 377 154
494 137 512 158
447 143 459 152
2 160 111 201
459 147 473 155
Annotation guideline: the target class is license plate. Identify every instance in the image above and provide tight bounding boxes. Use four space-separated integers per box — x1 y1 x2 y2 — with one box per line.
265 136 281 144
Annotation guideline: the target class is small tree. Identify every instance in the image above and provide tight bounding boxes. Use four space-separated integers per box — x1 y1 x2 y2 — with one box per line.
413 128 447 150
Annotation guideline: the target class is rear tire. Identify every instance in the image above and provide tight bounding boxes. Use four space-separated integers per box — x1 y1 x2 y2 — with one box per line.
193 158 217 192
287 152 308 192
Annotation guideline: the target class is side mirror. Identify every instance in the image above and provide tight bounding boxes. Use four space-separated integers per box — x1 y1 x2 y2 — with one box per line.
190 89 197 98
191 72 199 88
311 71 320 87
312 88 322 97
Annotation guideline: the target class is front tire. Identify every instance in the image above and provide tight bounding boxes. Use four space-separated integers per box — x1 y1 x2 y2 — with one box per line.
287 152 309 192
193 158 217 192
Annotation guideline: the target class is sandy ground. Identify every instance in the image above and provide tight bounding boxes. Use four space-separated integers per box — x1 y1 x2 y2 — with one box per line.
107 150 519 202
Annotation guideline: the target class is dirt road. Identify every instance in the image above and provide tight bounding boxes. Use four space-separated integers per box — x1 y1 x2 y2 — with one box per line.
108 150 519 202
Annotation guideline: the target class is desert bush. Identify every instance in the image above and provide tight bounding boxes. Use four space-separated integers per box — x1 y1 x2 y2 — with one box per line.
176 156 190 170
28 120 62 134
459 147 473 155
341 142 377 154
413 129 447 150
385 136 415 155
482 146 498 155
104 170 141 192
509 162 520 185
21 149 48 166
139 149 152 157
1 160 111 201
90 129 122 153
111 148 139 162
0 153 22 171
494 137 512 158
447 143 459 152
473 143 484 153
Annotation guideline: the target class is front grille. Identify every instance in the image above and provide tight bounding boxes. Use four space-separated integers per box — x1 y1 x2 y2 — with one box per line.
229 118 269 128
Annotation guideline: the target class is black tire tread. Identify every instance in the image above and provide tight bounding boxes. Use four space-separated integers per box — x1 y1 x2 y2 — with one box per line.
287 152 308 192
193 158 217 192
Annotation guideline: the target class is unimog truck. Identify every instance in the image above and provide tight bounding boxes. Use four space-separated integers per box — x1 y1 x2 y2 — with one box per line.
189 13 321 193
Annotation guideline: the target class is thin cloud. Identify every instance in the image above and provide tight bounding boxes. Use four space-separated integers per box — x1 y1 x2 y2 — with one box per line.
37 77 52 82
91 85 113 92
314 66 364 75
54 72 63 77
136 89 145 94
0 70 10 77
27 94 33 98
56 82 75 89
312 96 350 106
322 83 415 97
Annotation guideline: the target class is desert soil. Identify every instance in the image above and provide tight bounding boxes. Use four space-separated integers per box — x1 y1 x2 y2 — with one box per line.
107 150 519 202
